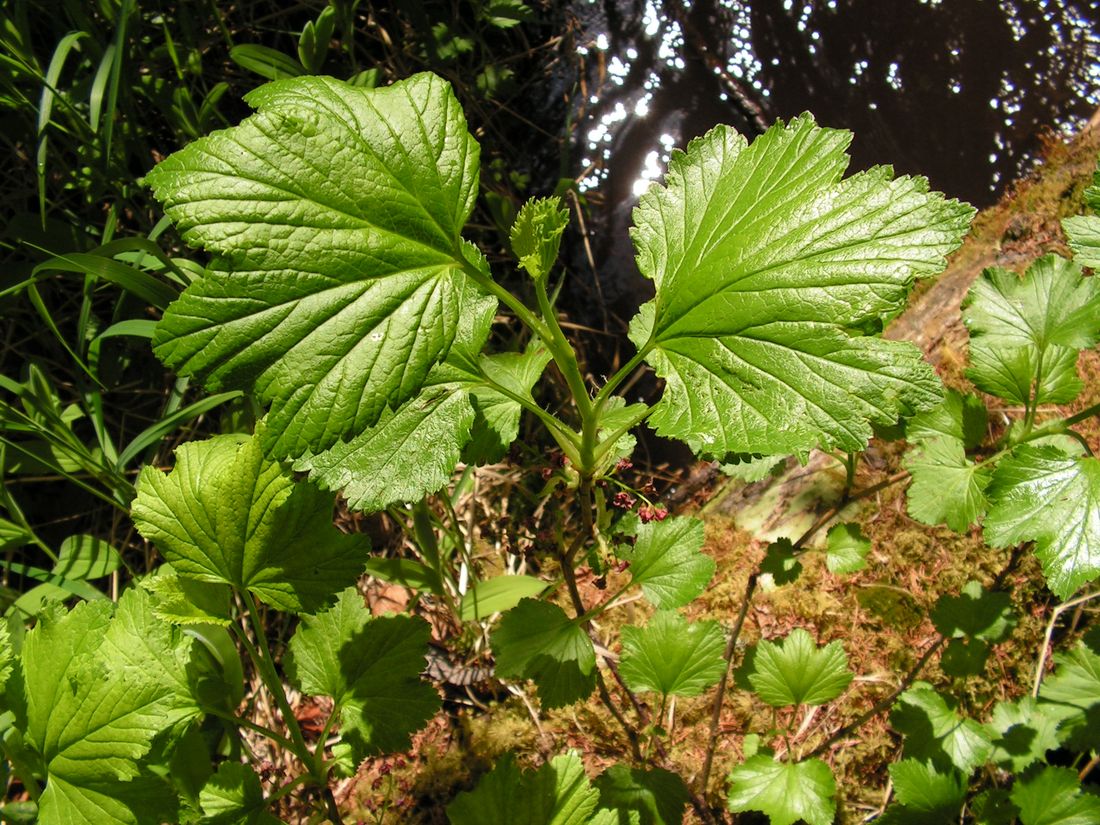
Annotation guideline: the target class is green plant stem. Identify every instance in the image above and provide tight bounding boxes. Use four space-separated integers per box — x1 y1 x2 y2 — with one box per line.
559 478 642 760
1022 348 1047 437
236 592 314 769
203 707 298 752
460 256 594 439
1063 401 1100 428
592 344 652 412
266 774 312 805
477 369 580 453
534 280 594 418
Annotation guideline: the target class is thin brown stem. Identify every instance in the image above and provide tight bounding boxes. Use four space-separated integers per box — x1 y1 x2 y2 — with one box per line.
806 637 946 759
699 573 758 799
560 479 643 760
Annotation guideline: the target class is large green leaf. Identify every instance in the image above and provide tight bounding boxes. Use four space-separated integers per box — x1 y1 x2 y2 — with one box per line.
293 385 475 513
619 611 725 698
629 114 971 458
617 515 715 608
23 589 202 825
726 755 836 825
146 73 486 459
984 445 1100 599
988 698 1061 772
492 599 596 709
963 256 1100 406
132 432 367 613
447 752 603 825
745 628 852 707
286 588 439 761
878 760 965 824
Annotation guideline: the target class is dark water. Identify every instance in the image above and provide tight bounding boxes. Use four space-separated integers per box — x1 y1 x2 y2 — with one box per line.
567 0 1100 319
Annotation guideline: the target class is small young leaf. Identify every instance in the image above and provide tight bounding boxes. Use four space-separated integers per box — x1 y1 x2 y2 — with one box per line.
931 581 1016 642
904 437 991 532
746 628 852 707
631 114 970 459
760 537 802 586
492 599 596 708
1010 765 1100 825
984 445 1100 599
460 575 548 621
595 764 689 825
726 755 837 825
617 515 715 608
147 74 486 460
825 522 870 574
511 196 569 282
447 752 602 825
286 588 439 761
905 389 988 450
199 762 282 824
890 683 992 772
133 432 367 613
619 611 725 698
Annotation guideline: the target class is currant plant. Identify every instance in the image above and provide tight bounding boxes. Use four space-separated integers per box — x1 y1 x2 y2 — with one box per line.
864 162 1100 823
1 68 1028 824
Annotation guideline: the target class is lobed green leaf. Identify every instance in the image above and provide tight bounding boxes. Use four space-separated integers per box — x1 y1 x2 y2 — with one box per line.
286 588 439 762
133 431 367 613
630 114 972 459
147 73 488 460
619 611 725 698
